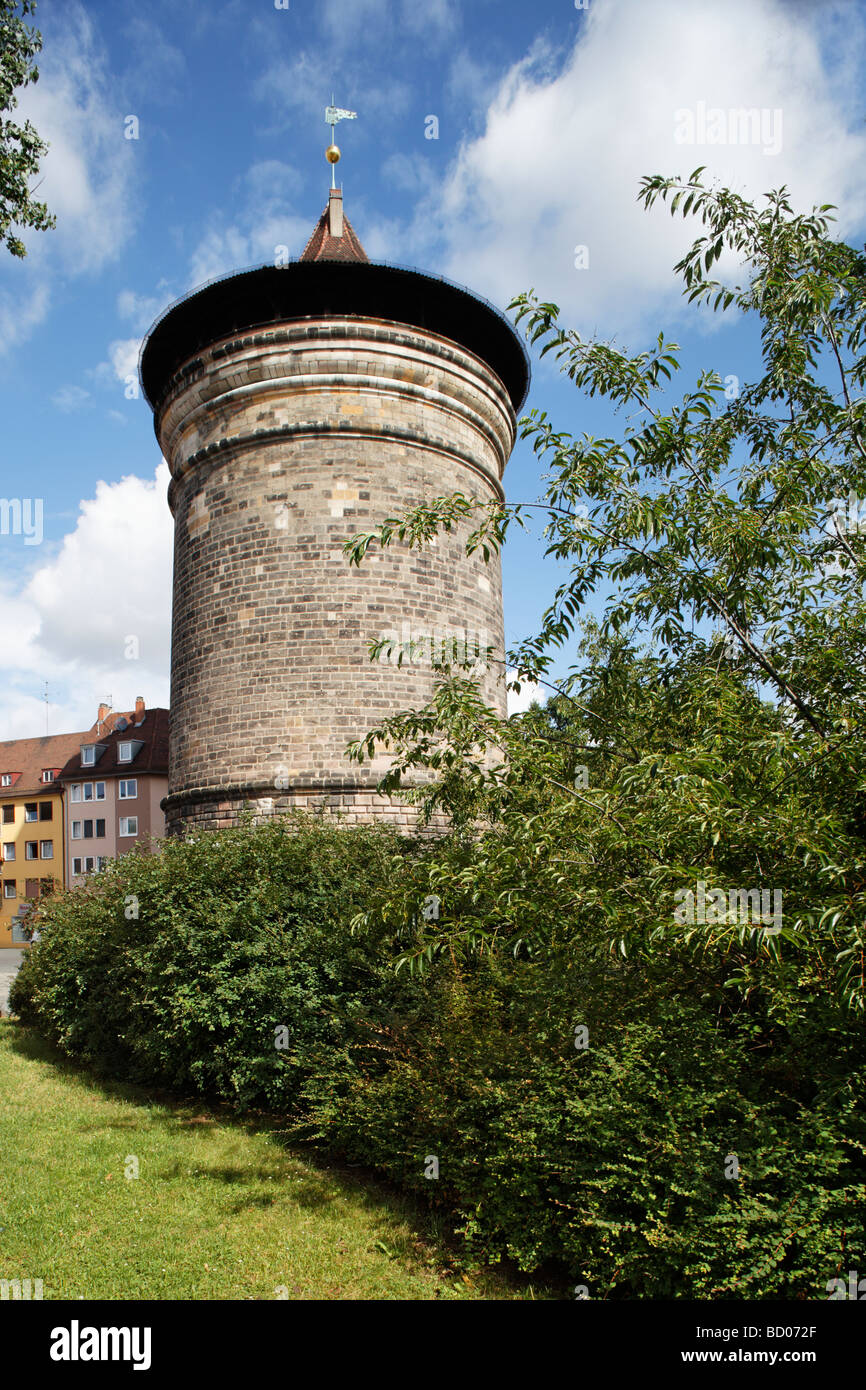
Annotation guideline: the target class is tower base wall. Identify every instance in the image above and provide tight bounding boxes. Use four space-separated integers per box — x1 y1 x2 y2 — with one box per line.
162 784 440 837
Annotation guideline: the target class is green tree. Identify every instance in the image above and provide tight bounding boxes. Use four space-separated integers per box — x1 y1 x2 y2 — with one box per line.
0 0 54 258
345 172 866 1019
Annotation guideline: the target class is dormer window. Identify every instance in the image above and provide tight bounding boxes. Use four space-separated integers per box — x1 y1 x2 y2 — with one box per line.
117 739 144 764
81 746 96 766
1 774 11 787
41 770 55 784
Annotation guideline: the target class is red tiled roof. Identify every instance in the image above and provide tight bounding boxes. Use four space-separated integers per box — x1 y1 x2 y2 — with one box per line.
300 204 369 264
0 729 92 799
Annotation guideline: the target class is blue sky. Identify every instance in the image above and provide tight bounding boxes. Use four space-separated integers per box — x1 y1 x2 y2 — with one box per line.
1 0 865 738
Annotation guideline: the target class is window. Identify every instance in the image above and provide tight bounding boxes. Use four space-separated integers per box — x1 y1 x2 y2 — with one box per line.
41 770 54 784
95 782 105 800
97 857 109 872
84 857 95 874
39 841 53 860
2 843 14 862
83 820 93 839
81 746 95 766
25 842 38 860
95 819 105 838
24 878 39 898
83 783 93 801
39 802 52 821
70 784 82 802
2 805 13 823
72 858 82 875
119 817 138 837
1 774 11 787
71 822 82 840
3 881 15 898
24 803 37 822
119 779 137 800
118 741 133 762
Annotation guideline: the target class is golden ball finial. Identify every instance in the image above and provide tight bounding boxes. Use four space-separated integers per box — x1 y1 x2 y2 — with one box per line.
326 143 341 165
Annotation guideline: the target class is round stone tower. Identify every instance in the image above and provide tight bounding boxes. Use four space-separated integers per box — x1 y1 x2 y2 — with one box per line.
140 189 529 834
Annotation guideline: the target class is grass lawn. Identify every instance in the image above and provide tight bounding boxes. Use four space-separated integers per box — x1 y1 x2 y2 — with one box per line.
0 1021 543 1300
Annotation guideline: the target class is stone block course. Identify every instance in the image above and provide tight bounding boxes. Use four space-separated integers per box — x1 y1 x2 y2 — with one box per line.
151 312 518 835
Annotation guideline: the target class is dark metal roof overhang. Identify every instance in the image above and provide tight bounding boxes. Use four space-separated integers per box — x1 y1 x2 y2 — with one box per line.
139 260 530 416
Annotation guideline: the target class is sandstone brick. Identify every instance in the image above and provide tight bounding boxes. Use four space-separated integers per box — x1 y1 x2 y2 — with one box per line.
150 315 519 835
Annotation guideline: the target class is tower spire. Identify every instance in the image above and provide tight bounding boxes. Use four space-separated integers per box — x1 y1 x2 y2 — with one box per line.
299 100 368 263
324 99 357 190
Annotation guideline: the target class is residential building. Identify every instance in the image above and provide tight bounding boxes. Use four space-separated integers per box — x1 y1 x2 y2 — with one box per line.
0 730 84 946
57 700 169 887
0 699 169 946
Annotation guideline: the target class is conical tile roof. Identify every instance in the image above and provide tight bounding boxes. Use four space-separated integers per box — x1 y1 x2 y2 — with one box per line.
300 196 369 263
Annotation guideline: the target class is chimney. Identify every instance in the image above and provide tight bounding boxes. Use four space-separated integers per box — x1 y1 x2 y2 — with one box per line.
328 187 343 240
134 696 146 725
97 701 110 734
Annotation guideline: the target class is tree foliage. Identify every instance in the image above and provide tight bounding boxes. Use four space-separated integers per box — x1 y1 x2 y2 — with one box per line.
345 171 866 1024
337 176 866 1287
0 0 54 258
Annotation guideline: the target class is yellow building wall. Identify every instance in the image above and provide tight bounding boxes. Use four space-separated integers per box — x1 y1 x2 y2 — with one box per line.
0 791 65 948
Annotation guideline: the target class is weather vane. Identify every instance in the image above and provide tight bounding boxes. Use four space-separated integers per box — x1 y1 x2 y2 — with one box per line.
325 95 357 188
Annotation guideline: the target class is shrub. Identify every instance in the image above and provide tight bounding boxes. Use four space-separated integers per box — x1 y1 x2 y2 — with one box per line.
11 815 865 1296
303 950 865 1296
11 815 418 1109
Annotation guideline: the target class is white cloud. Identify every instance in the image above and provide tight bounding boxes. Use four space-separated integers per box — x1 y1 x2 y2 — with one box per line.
108 339 141 383
0 282 50 353
357 214 405 262
313 0 457 51
51 385 91 412
253 47 411 143
380 153 438 196
244 160 304 205
187 160 310 286
507 674 547 715
188 214 313 287
444 48 500 126
319 0 390 47
0 4 138 350
254 50 324 126
0 465 172 741
415 0 866 338
15 6 137 275
117 289 167 335
90 338 141 391
398 0 459 43
119 15 186 106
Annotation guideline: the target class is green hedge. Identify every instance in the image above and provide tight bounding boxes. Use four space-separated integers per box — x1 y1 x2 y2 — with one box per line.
303 955 865 1296
11 816 415 1110
11 816 865 1297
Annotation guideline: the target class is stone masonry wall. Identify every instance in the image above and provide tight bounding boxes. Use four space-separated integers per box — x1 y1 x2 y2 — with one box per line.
153 316 517 834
